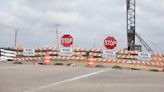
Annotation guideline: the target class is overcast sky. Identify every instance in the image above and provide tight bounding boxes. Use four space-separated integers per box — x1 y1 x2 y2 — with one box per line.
0 0 164 52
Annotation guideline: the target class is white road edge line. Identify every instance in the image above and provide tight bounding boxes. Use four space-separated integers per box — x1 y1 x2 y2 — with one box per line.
24 68 112 92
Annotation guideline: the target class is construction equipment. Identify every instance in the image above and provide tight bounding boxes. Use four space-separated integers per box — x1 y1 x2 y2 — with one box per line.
126 0 152 52
135 33 153 52
126 0 136 51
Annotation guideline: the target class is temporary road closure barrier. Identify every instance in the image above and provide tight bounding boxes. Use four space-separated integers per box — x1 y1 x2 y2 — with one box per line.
12 46 164 68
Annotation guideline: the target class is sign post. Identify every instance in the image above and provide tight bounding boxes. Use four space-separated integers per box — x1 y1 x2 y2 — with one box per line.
102 50 116 59
103 36 117 60
104 36 117 49
59 48 73 56
61 34 73 47
59 34 74 57
138 52 151 61
23 48 35 56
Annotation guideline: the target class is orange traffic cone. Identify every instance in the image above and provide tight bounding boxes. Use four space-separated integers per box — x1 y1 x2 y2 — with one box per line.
87 55 94 67
44 53 50 65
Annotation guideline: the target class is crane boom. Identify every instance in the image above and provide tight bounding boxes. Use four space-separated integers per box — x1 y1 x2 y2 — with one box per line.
135 33 153 52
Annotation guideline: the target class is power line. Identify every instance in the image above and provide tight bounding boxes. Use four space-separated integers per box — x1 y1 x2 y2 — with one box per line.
0 23 53 32
0 23 57 47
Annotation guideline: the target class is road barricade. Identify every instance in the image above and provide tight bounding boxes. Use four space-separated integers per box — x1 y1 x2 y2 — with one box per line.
13 46 164 68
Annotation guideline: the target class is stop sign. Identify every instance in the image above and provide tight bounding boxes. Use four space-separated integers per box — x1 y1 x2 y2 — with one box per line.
61 34 73 47
104 36 117 49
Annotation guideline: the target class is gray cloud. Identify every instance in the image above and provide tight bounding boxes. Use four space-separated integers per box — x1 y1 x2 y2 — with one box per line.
0 0 163 52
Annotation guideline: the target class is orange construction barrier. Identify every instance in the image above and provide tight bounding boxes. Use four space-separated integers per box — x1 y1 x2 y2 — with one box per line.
87 55 94 67
44 53 50 65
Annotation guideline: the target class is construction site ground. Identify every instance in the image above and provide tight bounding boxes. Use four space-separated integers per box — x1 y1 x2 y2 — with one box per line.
0 61 164 92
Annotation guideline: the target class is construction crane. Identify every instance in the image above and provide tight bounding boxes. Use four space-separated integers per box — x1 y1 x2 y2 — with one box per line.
135 33 153 52
126 0 137 50
126 0 153 52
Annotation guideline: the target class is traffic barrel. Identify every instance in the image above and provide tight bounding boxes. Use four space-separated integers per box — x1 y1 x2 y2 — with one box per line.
87 55 94 67
44 53 50 65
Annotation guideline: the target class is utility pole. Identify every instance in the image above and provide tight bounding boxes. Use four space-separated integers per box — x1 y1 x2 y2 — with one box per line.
54 24 60 47
14 29 18 47
93 42 96 48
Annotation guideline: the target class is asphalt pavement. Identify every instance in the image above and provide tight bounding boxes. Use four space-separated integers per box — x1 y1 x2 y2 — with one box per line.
0 62 164 92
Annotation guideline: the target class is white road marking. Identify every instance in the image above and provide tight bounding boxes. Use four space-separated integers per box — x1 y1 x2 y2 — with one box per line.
24 68 112 92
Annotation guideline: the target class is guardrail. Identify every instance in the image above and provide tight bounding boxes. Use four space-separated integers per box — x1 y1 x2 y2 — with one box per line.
0 49 16 61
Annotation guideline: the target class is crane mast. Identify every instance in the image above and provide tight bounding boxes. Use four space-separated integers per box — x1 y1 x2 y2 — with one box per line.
126 0 153 52
126 0 136 50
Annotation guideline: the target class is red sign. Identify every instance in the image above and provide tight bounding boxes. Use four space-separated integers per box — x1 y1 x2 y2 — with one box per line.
104 36 117 49
61 34 73 47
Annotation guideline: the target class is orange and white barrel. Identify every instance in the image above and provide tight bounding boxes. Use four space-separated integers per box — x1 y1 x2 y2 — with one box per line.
44 53 50 65
87 55 94 67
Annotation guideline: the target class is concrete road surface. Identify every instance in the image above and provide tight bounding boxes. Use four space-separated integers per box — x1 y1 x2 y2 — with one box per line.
0 63 164 92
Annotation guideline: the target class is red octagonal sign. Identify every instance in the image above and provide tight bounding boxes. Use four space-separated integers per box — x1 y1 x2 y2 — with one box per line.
104 36 117 49
61 34 73 47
